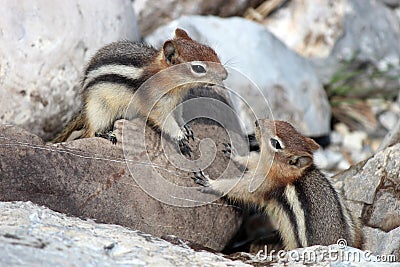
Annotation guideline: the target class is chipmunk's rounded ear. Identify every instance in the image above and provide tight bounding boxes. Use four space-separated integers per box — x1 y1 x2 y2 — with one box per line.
289 155 313 169
174 28 192 40
163 40 179 65
306 138 320 151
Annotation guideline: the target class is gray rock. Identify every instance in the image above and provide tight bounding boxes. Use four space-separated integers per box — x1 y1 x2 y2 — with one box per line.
378 115 400 151
342 144 400 205
233 244 399 266
0 0 139 140
263 0 400 96
379 111 399 131
367 190 400 231
263 0 347 58
350 146 374 166
345 200 364 219
335 143 400 257
312 0 400 95
145 16 331 136
0 119 243 251
380 0 400 8
134 0 264 36
363 226 400 261
2 202 397 267
0 201 251 267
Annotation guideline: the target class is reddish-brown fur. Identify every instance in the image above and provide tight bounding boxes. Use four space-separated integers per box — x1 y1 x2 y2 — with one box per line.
53 28 226 143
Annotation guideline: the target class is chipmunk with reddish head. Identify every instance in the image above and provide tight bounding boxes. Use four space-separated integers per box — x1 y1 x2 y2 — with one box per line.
193 119 363 250
53 28 227 155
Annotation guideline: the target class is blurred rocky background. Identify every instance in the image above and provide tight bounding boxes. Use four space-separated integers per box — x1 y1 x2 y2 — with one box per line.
1 0 399 265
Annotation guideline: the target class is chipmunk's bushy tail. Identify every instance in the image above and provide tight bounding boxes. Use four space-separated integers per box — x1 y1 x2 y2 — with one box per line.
52 112 85 143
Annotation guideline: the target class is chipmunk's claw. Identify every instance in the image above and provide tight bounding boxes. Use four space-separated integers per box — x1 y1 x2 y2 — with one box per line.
96 131 117 145
222 143 232 157
179 138 192 157
183 124 194 141
192 170 211 187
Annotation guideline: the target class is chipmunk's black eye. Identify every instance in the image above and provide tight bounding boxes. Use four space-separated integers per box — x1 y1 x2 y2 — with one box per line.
191 64 206 73
270 138 282 150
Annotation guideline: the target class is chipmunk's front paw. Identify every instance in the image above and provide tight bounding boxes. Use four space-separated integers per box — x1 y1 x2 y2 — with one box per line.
95 131 117 144
178 137 192 157
177 125 194 157
222 143 231 157
222 143 237 157
192 170 211 187
182 124 194 141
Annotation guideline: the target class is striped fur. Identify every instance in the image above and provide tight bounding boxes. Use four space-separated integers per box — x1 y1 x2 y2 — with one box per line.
197 119 363 249
53 29 227 143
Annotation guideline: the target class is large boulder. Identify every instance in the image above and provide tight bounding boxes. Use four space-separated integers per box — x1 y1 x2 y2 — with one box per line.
0 0 139 140
0 118 243 251
134 0 264 36
334 142 400 258
2 202 397 266
145 16 331 137
0 201 250 267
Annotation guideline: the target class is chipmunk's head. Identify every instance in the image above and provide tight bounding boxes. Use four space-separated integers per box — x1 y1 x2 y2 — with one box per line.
254 119 320 185
160 28 228 85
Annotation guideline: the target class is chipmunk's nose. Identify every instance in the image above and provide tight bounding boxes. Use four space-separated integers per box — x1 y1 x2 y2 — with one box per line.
220 67 228 80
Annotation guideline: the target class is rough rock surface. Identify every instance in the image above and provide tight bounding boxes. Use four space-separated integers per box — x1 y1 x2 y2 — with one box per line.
0 119 244 251
134 0 264 36
0 201 250 267
2 201 397 266
0 0 139 140
145 16 331 136
363 226 400 260
263 0 347 58
378 116 400 151
334 143 400 258
380 0 400 8
231 245 399 266
263 0 400 96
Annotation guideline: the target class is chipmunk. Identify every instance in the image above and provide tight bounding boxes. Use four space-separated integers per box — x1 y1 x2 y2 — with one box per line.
193 119 363 250
53 28 227 155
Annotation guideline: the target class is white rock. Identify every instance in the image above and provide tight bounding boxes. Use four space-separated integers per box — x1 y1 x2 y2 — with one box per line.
337 159 351 171
3 201 398 267
379 111 399 131
264 0 347 58
314 148 343 170
145 16 331 136
368 98 390 115
0 201 251 267
391 100 400 113
335 122 350 136
0 0 139 140
330 131 344 145
343 131 368 151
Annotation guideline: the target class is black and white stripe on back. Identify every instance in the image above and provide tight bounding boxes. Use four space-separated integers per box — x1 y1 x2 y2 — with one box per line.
82 41 157 91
